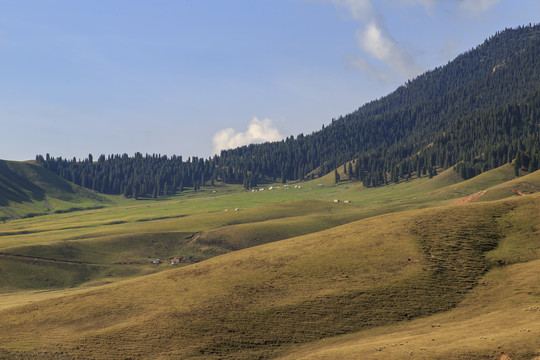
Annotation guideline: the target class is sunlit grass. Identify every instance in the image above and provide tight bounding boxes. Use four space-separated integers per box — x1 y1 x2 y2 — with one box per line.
0 166 538 358
0 193 537 359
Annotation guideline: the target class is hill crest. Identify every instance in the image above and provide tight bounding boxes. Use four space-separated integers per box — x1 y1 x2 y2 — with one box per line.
0 159 109 221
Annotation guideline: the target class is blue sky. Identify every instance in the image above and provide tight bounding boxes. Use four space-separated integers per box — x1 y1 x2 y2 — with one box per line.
1 0 538 161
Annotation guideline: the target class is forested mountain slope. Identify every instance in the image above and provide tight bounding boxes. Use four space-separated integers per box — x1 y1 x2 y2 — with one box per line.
37 24 540 197
218 24 540 185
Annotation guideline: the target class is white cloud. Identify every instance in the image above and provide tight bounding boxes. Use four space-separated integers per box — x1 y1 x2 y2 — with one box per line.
330 0 500 80
357 23 423 79
331 0 424 80
212 117 283 154
458 0 500 13
358 23 392 60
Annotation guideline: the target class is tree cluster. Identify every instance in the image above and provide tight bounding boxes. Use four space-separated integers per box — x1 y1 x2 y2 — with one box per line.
36 153 216 199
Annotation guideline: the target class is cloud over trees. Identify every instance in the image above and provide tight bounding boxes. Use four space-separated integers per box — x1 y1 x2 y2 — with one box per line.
212 117 283 154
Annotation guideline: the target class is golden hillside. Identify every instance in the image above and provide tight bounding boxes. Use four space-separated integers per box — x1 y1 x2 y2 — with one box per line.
0 192 537 359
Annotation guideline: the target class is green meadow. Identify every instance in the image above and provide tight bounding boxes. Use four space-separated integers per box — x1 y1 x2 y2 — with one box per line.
0 162 538 359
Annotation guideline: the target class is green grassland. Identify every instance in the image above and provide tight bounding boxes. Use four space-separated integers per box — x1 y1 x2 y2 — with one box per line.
0 193 537 359
0 164 523 248
0 160 110 221
0 163 522 292
0 164 535 292
0 163 538 359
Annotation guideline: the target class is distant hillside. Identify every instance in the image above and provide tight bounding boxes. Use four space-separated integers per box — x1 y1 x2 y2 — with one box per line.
36 25 539 198
0 160 109 221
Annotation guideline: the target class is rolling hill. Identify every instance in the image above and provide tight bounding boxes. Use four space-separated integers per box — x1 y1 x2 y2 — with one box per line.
0 159 110 221
0 162 530 293
0 182 537 359
0 166 538 359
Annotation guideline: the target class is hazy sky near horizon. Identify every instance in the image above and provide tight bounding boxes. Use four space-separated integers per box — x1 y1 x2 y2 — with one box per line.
1 0 538 161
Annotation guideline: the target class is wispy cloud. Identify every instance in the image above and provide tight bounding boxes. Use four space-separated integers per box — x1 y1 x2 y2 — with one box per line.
393 0 441 16
344 54 391 81
212 117 283 154
330 0 501 80
394 0 440 7
332 0 376 21
356 23 422 79
332 0 424 80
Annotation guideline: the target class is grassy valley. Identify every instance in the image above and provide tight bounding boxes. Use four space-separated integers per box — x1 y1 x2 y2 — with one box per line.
0 162 538 359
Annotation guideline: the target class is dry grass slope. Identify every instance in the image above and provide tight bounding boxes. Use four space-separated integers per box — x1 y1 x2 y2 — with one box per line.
0 194 537 359
279 195 540 360
278 262 540 360
0 200 368 292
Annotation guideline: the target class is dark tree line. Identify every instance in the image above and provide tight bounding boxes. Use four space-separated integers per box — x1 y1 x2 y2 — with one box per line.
37 24 540 197
36 153 220 199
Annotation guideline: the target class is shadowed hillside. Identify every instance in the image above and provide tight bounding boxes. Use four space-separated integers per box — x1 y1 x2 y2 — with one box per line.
0 160 109 221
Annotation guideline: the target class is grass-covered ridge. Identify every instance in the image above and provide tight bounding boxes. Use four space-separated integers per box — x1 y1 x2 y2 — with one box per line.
279 196 540 359
0 199 368 291
0 160 110 221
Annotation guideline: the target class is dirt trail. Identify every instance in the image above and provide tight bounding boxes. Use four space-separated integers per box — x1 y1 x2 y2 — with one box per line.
452 190 486 205
0 252 90 265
